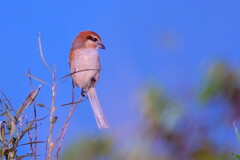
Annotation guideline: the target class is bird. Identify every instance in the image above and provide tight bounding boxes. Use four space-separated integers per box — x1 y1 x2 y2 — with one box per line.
68 31 109 129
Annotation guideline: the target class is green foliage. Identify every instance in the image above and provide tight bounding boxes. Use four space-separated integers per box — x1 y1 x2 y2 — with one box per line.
1 60 238 160
61 137 113 160
200 62 240 104
200 63 227 102
60 62 240 160
235 154 240 160
233 123 240 160
234 123 240 141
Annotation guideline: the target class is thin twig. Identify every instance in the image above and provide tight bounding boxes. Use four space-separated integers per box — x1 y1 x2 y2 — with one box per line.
44 137 48 160
72 80 75 104
26 73 50 86
58 68 101 81
60 98 87 107
47 66 57 160
38 32 58 160
27 70 36 160
26 119 34 157
28 69 34 92
53 82 80 160
0 90 16 114
36 32 88 159
38 32 53 74
54 102 81 160
33 101 38 160
28 69 38 160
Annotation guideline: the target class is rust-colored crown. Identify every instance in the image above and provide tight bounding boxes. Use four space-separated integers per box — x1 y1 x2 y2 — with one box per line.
71 31 102 50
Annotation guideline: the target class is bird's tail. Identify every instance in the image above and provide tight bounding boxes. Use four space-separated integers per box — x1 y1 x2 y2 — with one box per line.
88 87 109 129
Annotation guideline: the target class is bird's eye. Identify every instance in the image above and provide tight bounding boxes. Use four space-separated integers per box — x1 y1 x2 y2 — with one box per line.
92 37 98 42
87 36 98 42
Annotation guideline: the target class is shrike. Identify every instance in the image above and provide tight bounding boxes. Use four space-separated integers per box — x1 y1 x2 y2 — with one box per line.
69 31 109 129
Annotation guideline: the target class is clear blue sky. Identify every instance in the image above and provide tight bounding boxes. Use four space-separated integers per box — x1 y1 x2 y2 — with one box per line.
0 0 240 157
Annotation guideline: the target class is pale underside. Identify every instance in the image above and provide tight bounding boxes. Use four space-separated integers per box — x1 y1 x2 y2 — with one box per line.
69 48 100 90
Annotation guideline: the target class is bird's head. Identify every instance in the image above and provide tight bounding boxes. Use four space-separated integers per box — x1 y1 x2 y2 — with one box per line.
71 31 105 50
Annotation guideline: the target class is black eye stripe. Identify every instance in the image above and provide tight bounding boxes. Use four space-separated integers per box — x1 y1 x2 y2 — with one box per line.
87 36 98 42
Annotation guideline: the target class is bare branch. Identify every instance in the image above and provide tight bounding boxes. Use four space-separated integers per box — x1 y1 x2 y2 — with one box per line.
26 73 50 86
0 90 16 114
54 99 81 160
58 68 101 81
53 82 80 160
47 66 57 160
38 32 53 74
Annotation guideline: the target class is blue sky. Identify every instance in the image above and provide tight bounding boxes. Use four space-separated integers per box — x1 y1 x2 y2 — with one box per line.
1 0 240 157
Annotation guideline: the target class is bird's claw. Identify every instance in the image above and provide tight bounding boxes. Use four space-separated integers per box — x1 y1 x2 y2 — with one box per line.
81 89 88 98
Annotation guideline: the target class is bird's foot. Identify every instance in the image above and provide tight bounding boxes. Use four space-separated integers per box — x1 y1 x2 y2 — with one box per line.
81 89 88 98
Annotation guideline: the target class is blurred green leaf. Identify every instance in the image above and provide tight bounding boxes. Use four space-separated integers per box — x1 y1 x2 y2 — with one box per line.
200 63 227 102
200 62 240 104
143 87 169 119
200 78 223 102
61 137 113 160
192 142 230 160
11 154 40 159
234 123 240 141
235 154 240 159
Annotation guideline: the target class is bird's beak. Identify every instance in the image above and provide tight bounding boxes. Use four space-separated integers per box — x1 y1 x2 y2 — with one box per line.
98 43 105 49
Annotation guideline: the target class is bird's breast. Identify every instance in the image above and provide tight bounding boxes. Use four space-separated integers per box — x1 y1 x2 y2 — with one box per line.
69 48 100 89
70 48 100 68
